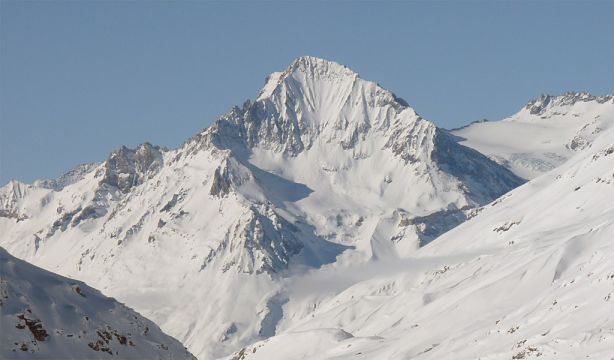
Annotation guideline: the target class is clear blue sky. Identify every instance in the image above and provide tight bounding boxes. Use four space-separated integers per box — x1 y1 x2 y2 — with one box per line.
1 1 612 185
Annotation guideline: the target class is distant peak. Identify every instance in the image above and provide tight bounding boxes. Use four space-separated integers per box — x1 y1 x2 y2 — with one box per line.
1 179 27 191
34 162 100 191
525 92 613 115
110 142 164 158
101 142 164 193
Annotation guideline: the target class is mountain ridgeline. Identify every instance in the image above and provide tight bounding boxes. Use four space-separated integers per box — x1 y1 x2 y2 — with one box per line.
5 57 596 360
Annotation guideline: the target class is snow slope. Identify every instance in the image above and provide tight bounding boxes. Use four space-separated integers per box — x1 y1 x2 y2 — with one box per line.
226 125 614 360
452 93 614 179
0 56 523 359
0 247 195 359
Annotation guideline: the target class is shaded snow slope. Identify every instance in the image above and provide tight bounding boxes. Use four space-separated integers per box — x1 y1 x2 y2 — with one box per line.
0 247 195 359
227 128 614 359
0 57 522 359
452 92 614 179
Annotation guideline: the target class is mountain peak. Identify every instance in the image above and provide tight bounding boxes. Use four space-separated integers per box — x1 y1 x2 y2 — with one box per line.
98 142 164 193
287 56 356 77
258 56 357 101
525 92 614 115
211 56 423 157
34 162 100 191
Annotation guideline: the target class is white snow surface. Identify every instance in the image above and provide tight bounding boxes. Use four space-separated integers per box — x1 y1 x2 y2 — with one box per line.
1 57 611 360
0 247 195 359
0 57 524 359
224 121 614 360
452 92 614 179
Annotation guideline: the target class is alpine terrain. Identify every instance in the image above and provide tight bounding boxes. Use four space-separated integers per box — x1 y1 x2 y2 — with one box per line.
452 93 614 179
0 247 196 359
225 121 614 360
1 56 612 360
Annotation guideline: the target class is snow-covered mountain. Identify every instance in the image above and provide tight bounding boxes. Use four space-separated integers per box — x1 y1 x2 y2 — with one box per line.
0 246 195 359
0 56 523 359
33 162 101 191
452 92 614 179
225 111 614 360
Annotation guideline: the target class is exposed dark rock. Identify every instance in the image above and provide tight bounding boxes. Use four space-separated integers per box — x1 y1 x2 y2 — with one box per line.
16 313 48 341
432 129 525 203
209 159 250 198
220 206 304 274
407 208 470 247
47 207 82 237
74 286 86 297
71 206 103 227
525 93 613 116
99 143 163 193
160 194 181 212
0 210 28 221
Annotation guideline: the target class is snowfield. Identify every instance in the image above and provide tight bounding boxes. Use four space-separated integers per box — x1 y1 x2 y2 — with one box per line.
1 56 613 360
452 92 614 179
225 122 614 360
